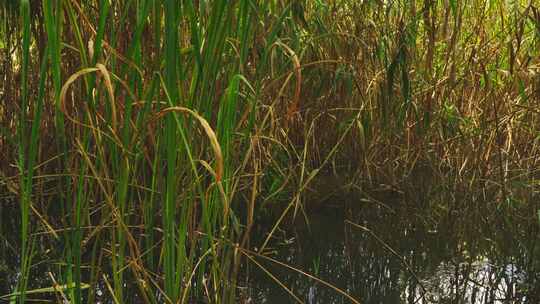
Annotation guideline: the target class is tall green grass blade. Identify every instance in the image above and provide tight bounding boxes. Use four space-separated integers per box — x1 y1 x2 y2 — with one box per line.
163 1 181 301
15 1 31 302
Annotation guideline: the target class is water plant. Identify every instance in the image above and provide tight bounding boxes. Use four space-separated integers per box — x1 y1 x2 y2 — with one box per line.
1 0 539 303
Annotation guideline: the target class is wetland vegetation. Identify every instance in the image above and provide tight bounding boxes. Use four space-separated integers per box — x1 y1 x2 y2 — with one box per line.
1 0 539 303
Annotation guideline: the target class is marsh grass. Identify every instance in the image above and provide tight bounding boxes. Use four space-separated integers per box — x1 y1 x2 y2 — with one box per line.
1 0 539 303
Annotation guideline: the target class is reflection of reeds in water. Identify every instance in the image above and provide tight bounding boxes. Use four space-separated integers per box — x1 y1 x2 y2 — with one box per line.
247 198 538 303
0 0 539 303
415 259 528 304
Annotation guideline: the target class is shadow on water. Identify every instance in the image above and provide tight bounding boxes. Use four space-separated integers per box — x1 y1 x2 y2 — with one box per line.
1 187 539 303
242 190 540 304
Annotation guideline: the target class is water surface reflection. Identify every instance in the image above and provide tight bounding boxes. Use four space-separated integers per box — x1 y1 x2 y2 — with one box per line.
244 196 540 303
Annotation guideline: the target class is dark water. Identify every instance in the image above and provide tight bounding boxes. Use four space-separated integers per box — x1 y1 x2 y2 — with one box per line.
242 194 540 303
2 191 540 303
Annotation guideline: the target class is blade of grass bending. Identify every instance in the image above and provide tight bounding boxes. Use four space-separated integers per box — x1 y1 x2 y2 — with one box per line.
75 5 110 299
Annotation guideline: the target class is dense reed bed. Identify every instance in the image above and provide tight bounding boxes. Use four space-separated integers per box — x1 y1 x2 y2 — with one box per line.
1 0 539 303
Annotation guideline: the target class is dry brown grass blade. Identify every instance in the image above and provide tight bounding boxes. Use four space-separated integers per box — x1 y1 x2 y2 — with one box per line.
179 249 212 304
95 63 117 128
102 274 121 304
59 67 99 114
47 272 70 303
59 66 123 147
75 139 145 279
153 106 228 218
244 253 305 304
239 247 362 304
154 107 224 183
274 41 302 125
30 204 59 240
